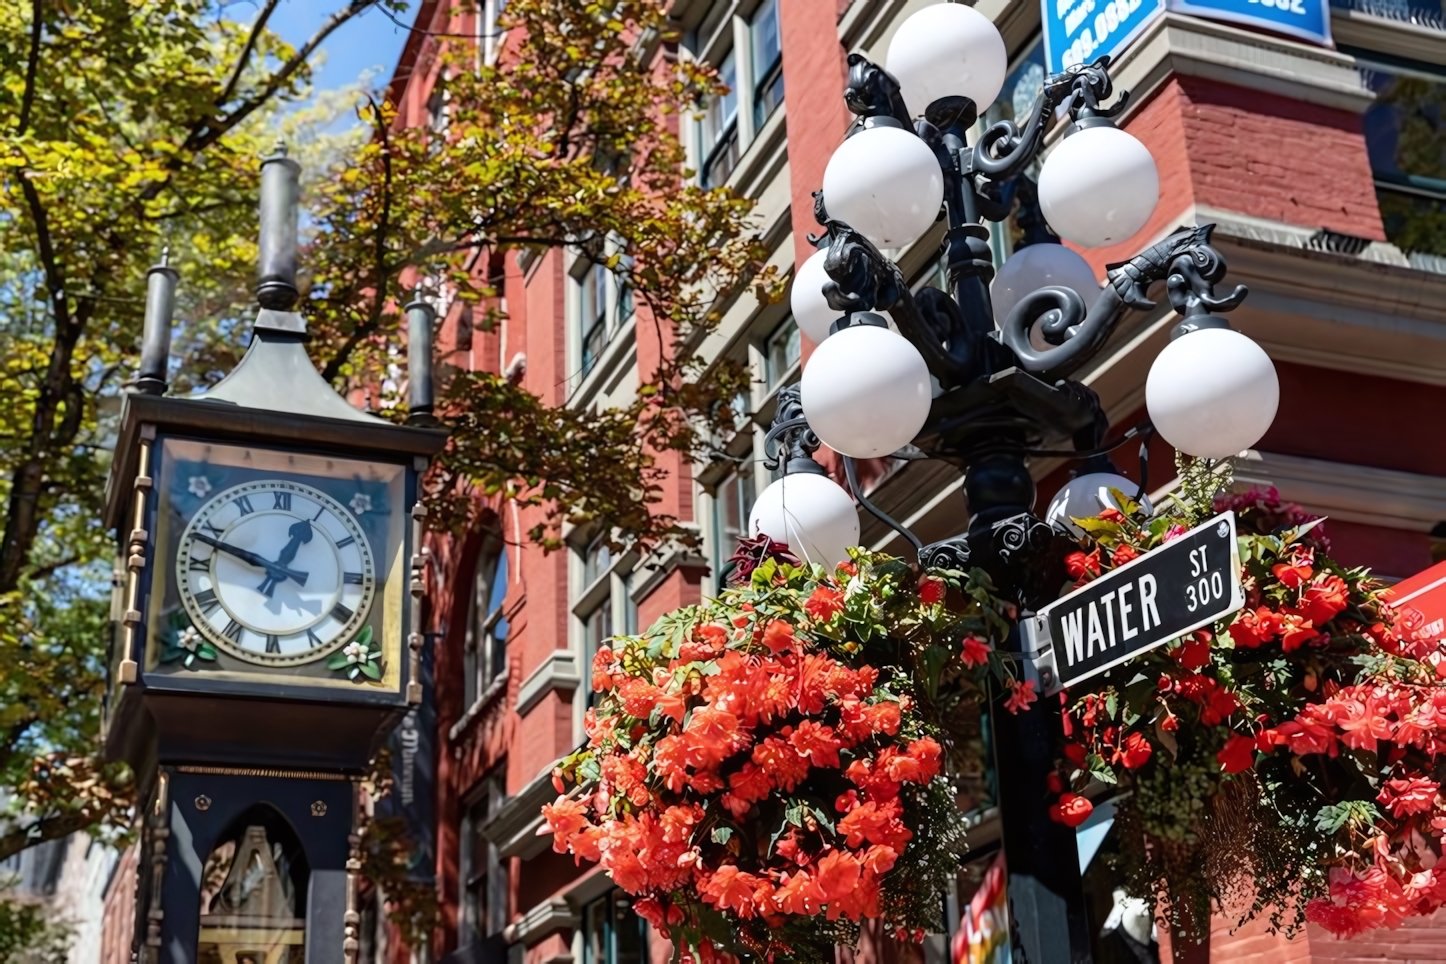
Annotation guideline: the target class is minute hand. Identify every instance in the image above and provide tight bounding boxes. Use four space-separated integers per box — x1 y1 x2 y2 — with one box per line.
192 533 309 586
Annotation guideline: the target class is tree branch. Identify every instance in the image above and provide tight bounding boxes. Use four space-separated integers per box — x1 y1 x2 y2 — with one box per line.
320 97 395 384
0 810 105 865
16 0 42 136
216 0 283 109
184 0 380 156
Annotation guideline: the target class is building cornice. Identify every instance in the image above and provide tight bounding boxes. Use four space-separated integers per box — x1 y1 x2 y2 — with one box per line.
1107 12 1374 116
480 765 558 861
1231 450 1446 533
516 650 581 717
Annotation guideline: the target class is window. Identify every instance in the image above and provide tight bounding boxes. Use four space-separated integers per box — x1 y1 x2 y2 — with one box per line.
750 0 784 129
481 0 508 65
1359 56 1446 257
582 534 613 589
701 50 740 187
579 262 610 376
765 316 800 389
464 536 510 709
712 469 756 578
460 771 508 950
582 890 646 964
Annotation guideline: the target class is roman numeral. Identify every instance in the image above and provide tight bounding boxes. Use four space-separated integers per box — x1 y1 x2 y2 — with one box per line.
188 557 211 573
194 589 220 616
335 535 355 549
273 491 291 511
266 634 280 653
233 495 255 516
330 603 354 624
307 628 323 647
223 619 243 641
343 572 364 585
202 522 224 538
313 505 326 521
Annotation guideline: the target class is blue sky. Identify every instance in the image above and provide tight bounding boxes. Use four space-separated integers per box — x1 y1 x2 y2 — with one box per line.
256 1 413 112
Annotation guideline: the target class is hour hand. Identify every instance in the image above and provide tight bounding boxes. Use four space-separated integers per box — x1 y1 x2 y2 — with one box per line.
192 533 309 586
258 520 314 597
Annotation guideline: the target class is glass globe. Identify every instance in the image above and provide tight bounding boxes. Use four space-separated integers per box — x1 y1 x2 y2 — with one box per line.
886 3 1008 117
1145 328 1279 459
822 125 944 250
1045 472 1151 537
800 324 932 459
991 243 1102 328
749 472 860 570
792 250 892 343
1037 124 1159 248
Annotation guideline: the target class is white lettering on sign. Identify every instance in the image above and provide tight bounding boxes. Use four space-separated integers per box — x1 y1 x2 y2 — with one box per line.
1059 572 1167 665
1248 0 1307 12
1062 0 1146 68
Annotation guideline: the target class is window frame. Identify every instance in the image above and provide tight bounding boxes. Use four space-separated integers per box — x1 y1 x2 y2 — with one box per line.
463 531 511 711
459 770 509 947
581 889 648 964
749 0 784 130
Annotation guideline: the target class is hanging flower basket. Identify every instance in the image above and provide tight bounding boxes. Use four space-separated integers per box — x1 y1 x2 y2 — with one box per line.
1051 474 1446 940
543 550 1019 963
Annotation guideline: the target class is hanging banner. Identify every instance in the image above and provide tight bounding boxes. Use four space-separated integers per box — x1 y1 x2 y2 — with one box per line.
1043 0 1165 74
1165 0 1332 46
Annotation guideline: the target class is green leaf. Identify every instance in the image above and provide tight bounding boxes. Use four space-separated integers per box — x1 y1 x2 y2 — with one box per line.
710 826 734 844
360 660 383 680
327 653 351 670
353 624 373 647
197 643 218 661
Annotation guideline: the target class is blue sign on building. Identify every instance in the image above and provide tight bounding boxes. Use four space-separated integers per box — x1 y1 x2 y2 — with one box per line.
1043 0 1166 74
1165 0 1332 46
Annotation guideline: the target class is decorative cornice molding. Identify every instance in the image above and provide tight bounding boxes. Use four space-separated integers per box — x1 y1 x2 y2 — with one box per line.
502 898 578 946
516 650 581 717
1231 450 1446 532
1107 12 1375 116
480 765 558 861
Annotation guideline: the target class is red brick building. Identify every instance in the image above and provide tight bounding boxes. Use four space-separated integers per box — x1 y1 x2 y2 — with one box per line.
381 0 1446 962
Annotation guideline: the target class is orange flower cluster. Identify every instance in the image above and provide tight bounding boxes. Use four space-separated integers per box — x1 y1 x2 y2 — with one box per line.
541 566 969 956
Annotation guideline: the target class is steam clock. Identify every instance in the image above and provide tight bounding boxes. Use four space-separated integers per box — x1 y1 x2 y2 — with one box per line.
103 150 446 963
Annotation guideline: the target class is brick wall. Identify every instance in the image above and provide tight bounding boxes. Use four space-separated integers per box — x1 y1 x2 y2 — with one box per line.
1081 76 1386 273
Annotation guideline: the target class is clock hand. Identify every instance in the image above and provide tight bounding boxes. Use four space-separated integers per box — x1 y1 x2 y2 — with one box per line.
257 520 314 597
192 533 309 586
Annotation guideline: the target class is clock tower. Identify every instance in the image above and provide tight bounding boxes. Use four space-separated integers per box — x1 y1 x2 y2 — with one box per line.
102 148 447 964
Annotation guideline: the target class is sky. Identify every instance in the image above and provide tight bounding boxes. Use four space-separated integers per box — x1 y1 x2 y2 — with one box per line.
252 0 414 120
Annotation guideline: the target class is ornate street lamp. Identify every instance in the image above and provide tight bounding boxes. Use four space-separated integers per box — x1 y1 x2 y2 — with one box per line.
751 5 1282 960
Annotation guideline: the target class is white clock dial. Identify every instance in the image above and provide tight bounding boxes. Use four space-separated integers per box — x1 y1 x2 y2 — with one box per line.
175 479 377 666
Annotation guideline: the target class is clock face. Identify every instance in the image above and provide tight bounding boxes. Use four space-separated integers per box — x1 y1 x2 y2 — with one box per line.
175 479 377 666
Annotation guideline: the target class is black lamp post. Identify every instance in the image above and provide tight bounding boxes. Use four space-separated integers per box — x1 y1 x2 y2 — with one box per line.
753 35 1265 963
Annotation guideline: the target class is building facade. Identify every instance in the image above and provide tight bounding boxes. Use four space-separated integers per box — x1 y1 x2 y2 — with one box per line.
386 0 1446 961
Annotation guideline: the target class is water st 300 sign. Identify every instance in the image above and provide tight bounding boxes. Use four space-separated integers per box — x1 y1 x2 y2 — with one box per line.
1029 512 1244 694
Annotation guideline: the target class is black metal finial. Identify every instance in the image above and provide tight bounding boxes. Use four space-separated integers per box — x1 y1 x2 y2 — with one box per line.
405 287 439 426
257 144 301 311
134 246 179 396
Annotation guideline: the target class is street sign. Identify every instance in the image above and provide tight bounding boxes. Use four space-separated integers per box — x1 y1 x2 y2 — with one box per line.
1043 0 1165 75
1165 0 1332 47
1027 512 1244 694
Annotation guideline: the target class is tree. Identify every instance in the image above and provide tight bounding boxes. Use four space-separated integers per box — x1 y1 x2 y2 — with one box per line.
0 0 775 862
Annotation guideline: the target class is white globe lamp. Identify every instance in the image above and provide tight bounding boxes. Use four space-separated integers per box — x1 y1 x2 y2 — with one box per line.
886 3 1008 117
991 243 1102 327
800 322 932 459
822 125 944 249
1046 472 1151 537
749 473 861 570
1146 327 1279 459
1037 124 1159 248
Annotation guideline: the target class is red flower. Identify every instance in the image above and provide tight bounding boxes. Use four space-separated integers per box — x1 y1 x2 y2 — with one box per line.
805 586 845 623
1377 777 1440 817
1112 544 1140 566
753 735 810 792
1170 632 1212 671
635 896 667 930
1065 550 1102 582
790 720 844 767
1046 771 1065 794
1278 612 1321 653
1216 733 1257 774
885 737 942 784
815 850 862 903
1303 575 1349 627
1004 679 1037 715
701 865 765 918
1099 507 1126 522
773 871 827 916
1272 552 1313 589
1048 792 1094 827
961 636 992 668
591 646 616 692
1063 743 1088 768
1116 731 1153 770
918 576 946 605
762 619 797 654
